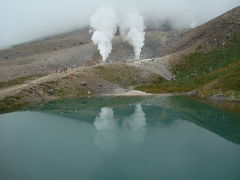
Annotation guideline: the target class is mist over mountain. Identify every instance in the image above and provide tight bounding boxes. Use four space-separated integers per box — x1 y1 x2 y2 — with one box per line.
1 0 239 49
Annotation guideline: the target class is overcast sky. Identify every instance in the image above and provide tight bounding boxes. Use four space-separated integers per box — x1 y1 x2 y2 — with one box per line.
0 0 239 49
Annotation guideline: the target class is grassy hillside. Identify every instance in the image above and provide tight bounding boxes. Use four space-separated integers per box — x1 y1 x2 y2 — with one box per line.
0 63 163 113
0 73 48 89
93 63 164 88
173 33 240 82
136 33 240 102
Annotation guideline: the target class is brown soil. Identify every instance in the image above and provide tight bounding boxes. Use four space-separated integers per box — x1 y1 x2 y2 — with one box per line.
0 63 163 113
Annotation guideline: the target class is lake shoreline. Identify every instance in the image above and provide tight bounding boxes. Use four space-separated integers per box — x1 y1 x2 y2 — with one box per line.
0 64 239 115
1 89 239 115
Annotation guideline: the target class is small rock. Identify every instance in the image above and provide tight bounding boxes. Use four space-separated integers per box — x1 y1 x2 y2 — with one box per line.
81 81 87 86
48 89 54 95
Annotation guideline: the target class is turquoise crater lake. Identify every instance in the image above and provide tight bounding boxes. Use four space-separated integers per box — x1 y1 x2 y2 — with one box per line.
0 96 240 180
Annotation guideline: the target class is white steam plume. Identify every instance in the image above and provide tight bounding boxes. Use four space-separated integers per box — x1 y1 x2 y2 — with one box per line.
120 11 145 59
90 7 118 62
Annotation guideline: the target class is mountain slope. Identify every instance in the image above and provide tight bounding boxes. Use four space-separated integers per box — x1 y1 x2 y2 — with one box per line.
0 30 179 82
172 6 240 53
136 6 240 112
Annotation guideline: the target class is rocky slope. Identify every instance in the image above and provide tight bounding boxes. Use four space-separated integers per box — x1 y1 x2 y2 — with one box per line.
172 6 240 53
0 29 179 82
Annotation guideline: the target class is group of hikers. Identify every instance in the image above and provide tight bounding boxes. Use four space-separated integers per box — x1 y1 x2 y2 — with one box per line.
56 64 77 73
84 62 96 67
84 59 97 67
56 60 98 73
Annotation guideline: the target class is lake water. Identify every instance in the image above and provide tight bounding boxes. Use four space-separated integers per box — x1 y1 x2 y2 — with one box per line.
0 96 240 180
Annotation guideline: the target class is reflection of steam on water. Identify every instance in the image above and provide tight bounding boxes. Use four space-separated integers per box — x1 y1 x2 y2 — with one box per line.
93 104 147 151
94 107 118 130
94 130 119 152
126 104 147 143
94 107 119 152
128 104 146 130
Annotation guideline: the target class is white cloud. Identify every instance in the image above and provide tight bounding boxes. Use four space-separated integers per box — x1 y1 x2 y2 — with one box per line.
0 0 239 49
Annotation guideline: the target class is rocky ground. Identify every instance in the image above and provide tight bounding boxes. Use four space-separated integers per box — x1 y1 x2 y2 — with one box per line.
0 30 179 82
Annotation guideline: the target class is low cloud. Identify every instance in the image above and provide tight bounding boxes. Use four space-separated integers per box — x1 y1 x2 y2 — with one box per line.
0 0 239 49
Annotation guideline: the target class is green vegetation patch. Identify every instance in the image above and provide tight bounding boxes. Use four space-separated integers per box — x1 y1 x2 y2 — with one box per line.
41 79 92 98
42 83 67 97
173 32 240 80
136 81 196 93
198 64 240 98
93 63 164 87
0 73 48 89
76 87 91 97
0 96 27 113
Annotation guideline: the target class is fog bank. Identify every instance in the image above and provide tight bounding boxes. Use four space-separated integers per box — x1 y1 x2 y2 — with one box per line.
0 0 239 49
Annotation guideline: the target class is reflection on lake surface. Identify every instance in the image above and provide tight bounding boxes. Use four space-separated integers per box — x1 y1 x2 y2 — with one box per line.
94 104 147 152
0 96 240 180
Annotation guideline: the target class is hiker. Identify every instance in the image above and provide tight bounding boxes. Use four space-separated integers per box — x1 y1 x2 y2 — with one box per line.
64 66 68 72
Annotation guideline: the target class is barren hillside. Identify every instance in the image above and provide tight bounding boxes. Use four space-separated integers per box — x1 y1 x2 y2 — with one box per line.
0 29 179 82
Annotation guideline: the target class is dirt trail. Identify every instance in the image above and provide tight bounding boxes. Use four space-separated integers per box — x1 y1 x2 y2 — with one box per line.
0 67 85 98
